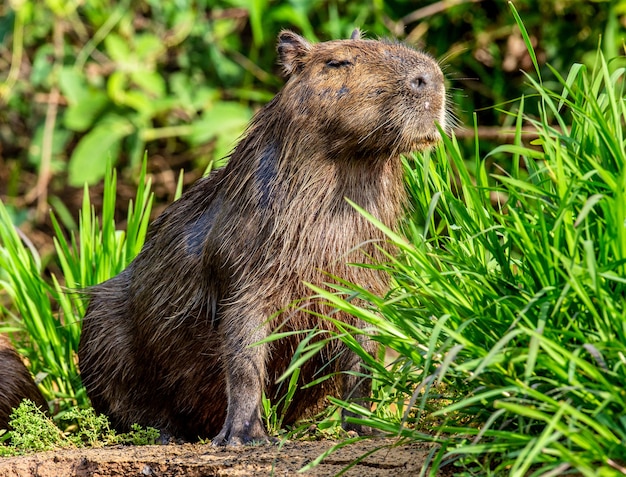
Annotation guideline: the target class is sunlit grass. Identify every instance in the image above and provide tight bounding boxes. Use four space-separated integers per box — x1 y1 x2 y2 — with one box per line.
312 11 626 476
0 161 154 415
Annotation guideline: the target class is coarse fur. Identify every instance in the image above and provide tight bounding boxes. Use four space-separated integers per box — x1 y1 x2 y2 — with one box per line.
0 335 47 430
78 29 447 445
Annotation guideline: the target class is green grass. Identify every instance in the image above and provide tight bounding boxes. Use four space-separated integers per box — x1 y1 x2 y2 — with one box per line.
312 9 626 476
0 160 154 415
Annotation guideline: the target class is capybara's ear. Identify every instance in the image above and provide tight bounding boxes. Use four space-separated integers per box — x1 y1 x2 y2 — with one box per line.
277 30 311 76
350 28 361 40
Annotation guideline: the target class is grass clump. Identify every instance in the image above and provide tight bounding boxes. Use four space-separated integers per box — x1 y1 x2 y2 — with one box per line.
262 368 300 438
0 160 154 414
0 159 159 451
310 8 626 476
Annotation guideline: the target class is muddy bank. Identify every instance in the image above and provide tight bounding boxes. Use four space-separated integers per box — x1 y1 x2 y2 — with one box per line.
0 438 456 476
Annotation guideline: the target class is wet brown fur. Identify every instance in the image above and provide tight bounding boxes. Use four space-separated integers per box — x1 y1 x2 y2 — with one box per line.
0 335 47 430
78 30 446 444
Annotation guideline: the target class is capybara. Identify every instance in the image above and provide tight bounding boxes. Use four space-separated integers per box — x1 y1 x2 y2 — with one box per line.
78 29 447 445
0 335 47 430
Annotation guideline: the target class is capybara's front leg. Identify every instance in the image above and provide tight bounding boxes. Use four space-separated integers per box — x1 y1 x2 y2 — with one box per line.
211 311 269 446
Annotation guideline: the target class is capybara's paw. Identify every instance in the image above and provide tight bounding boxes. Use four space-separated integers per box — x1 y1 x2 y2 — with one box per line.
157 431 187 445
341 415 383 437
211 420 270 446
343 422 376 436
211 434 271 446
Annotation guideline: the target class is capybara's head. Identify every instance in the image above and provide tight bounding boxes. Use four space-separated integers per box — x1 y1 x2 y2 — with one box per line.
275 29 447 158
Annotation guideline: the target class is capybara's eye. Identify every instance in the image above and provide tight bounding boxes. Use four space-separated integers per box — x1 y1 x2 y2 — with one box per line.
326 59 353 68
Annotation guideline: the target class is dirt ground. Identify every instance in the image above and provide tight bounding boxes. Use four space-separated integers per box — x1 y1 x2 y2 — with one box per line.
0 438 457 477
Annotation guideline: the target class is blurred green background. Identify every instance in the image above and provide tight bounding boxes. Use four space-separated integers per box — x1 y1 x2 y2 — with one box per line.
0 0 624 235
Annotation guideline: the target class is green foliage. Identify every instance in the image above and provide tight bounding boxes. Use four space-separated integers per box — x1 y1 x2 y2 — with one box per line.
60 406 118 447
313 16 626 477
0 400 159 455
1 0 622 194
262 367 300 437
52 159 154 290
2 400 65 454
0 198 83 409
120 424 161 446
0 161 155 412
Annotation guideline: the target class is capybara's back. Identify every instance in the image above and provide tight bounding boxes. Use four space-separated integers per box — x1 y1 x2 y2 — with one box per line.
79 30 446 444
0 335 47 430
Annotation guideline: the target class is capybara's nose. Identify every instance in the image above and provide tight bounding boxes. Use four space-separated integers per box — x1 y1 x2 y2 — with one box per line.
410 73 431 93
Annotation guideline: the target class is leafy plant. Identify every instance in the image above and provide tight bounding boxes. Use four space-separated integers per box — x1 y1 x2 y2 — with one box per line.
119 423 161 446
0 399 159 456
1 400 66 454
